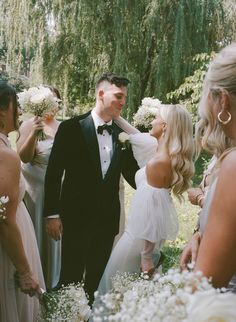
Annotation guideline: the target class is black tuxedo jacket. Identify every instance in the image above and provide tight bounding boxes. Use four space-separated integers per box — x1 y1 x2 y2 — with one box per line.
44 111 139 236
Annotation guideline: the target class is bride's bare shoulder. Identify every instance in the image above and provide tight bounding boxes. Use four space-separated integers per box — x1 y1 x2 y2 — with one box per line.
146 153 172 187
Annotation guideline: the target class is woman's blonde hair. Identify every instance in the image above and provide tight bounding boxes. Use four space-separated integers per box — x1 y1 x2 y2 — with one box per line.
195 119 233 158
159 104 195 199
197 43 236 155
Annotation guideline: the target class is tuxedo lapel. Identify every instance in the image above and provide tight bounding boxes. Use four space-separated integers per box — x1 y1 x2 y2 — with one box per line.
79 114 103 181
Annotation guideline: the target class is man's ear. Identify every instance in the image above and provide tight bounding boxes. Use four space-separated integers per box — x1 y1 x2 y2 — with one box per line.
98 89 104 99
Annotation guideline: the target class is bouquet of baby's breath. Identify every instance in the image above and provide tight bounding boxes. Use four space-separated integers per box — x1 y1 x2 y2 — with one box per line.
0 196 9 221
39 283 91 322
133 97 162 131
92 269 236 322
18 85 60 140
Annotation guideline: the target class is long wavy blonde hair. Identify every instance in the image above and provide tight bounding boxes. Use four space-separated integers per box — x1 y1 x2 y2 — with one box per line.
159 104 195 199
197 43 236 155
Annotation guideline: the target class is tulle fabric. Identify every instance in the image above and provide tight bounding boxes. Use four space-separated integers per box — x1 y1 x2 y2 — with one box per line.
22 136 61 289
0 176 45 322
114 116 158 168
96 166 178 296
127 168 179 244
129 133 157 168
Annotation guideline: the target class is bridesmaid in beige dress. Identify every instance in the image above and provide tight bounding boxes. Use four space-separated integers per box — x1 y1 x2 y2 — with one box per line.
0 81 45 322
17 85 61 289
180 43 236 291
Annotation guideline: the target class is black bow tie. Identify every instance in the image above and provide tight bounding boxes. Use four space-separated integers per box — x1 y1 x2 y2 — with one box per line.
97 124 113 135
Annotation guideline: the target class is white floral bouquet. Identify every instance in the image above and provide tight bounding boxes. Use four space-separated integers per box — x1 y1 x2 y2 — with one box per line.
18 85 60 140
0 196 9 221
39 283 91 322
92 269 236 322
133 97 162 131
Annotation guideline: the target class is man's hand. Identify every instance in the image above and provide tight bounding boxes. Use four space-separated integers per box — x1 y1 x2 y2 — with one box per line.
46 218 63 241
180 232 202 269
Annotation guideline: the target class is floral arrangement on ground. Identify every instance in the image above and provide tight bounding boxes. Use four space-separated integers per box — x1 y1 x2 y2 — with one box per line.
92 268 236 322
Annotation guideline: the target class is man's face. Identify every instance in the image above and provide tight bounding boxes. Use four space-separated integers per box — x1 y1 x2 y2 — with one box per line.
98 83 127 121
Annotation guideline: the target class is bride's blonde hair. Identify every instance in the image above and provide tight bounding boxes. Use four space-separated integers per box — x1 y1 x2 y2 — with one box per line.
159 104 195 199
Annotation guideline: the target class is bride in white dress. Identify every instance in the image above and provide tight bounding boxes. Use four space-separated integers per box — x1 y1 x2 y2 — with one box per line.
96 104 194 296
0 81 45 322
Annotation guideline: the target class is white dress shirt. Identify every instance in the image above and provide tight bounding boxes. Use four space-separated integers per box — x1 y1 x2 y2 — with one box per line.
91 109 113 178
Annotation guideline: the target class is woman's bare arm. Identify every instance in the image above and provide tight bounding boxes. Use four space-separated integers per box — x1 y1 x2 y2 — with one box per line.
16 118 43 163
0 148 39 294
194 151 236 287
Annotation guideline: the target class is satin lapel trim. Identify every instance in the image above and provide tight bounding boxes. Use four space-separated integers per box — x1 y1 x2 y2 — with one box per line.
79 114 103 180
104 124 121 181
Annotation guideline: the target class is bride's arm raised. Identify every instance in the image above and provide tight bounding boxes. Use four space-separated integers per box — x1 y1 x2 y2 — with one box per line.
114 116 140 134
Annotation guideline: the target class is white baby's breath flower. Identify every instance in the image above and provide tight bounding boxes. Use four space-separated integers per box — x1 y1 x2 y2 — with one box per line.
186 290 236 322
39 283 91 321
93 269 233 322
0 196 9 204
0 195 9 221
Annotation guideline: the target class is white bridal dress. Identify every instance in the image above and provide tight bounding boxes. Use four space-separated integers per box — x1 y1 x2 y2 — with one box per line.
22 135 61 289
0 134 45 322
200 175 236 293
97 133 179 295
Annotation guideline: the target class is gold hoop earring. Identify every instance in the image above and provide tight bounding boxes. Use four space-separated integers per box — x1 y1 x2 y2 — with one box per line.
217 110 231 125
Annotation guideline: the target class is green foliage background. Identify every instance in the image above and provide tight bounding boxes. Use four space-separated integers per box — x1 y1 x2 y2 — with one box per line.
1 0 236 120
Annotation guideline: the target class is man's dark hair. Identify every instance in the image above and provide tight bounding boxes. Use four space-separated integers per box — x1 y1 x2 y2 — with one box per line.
96 73 130 89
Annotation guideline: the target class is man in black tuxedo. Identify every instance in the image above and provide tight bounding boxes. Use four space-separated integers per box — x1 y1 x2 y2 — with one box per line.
44 73 139 303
